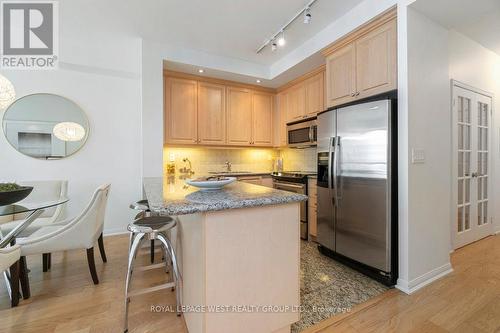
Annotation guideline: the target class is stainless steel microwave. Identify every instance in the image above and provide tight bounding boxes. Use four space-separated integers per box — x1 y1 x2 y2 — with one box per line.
287 118 317 148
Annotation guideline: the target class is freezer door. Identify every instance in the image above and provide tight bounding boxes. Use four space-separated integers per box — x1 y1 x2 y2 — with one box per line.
317 111 336 251
335 100 391 272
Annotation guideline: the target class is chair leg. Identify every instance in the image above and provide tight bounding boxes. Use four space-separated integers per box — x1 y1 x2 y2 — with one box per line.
18 256 31 299
124 232 145 333
98 233 108 263
86 247 99 285
150 240 155 264
42 253 49 272
9 261 20 307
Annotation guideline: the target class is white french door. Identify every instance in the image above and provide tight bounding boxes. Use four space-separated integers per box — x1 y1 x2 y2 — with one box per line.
452 84 493 249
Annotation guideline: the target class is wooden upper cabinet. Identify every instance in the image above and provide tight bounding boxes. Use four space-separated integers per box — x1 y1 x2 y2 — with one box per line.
226 87 252 146
278 92 288 147
164 77 198 144
252 92 274 146
197 82 226 145
355 19 397 99
305 72 325 117
287 83 306 123
325 44 356 108
324 13 397 108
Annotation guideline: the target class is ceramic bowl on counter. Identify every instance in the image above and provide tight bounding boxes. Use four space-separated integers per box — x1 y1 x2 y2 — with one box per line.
185 176 236 191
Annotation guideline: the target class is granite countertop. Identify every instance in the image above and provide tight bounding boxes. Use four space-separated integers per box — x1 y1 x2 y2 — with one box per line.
143 177 308 216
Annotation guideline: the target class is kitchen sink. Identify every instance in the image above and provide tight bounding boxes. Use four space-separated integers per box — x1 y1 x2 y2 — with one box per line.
208 171 252 175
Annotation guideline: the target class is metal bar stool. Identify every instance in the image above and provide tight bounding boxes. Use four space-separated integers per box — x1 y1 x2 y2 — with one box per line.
123 214 182 333
129 200 156 263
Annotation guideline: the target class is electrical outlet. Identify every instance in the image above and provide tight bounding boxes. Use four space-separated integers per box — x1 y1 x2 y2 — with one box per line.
411 148 425 164
169 152 175 162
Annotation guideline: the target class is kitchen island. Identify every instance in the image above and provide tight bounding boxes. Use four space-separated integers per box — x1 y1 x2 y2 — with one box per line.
143 177 307 333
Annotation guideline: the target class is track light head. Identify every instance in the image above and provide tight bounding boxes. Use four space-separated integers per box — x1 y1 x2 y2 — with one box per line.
277 31 286 46
304 8 311 24
271 41 277 51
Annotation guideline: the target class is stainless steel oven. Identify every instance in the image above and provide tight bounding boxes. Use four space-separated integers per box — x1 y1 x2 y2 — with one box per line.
271 172 313 240
287 118 317 148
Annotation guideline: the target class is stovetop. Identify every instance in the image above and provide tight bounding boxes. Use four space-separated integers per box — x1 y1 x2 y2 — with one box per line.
271 171 317 183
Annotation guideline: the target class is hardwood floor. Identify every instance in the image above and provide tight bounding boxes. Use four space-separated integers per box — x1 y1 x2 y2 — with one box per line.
306 234 500 333
0 235 188 333
1 234 499 333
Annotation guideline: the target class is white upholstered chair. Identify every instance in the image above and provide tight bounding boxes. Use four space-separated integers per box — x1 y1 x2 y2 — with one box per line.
0 180 68 236
0 245 21 307
17 184 111 285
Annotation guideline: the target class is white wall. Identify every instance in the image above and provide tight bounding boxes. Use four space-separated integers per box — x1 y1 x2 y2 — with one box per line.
0 23 143 234
448 30 500 233
396 7 453 293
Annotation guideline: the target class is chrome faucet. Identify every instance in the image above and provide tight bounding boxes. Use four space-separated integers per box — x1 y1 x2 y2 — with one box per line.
224 161 232 172
179 158 195 178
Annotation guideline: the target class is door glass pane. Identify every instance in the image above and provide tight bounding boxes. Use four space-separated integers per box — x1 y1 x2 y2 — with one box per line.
484 154 488 174
478 103 483 126
458 207 463 232
464 98 471 123
458 124 464 149
483 177 488 199
484 202 488 225
465 152 470 176
478 202 483 226
478 128 482 151
458 179 463 204
465 125 470 149
458 152 464 176
483 128 488 150
478 177 483 200
465 205 470 230
458 97 463 122
465 179 470 204
484 104 488 126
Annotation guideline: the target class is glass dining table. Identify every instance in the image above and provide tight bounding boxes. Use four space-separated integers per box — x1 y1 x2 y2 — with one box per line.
0 198 68 306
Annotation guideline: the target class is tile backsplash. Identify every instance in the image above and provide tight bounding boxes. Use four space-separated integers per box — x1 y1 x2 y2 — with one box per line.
163 146 317 176
279 147 317 172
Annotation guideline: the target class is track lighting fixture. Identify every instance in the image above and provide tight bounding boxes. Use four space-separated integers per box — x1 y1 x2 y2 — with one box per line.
255 0 318 54
304 7 311 24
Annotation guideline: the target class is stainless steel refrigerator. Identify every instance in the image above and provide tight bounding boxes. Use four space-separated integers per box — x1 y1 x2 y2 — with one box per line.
316 92 397 286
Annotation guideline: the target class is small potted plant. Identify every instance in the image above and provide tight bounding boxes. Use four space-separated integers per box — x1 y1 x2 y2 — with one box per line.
0 183 33 206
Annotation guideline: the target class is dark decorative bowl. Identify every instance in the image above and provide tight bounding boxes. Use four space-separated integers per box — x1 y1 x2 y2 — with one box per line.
0 186 34 206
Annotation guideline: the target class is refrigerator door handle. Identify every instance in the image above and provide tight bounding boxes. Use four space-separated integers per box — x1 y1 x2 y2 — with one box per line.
334 136 341 204
328 137 335 201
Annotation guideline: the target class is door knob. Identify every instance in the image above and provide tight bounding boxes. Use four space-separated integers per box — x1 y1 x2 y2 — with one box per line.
471 172 478 178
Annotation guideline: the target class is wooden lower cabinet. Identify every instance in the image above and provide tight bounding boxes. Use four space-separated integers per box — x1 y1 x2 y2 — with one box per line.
238 176 273 188
308 179 317 238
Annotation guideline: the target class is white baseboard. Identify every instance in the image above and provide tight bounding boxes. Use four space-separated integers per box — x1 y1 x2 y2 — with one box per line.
103 228 128 237
396 262 453 295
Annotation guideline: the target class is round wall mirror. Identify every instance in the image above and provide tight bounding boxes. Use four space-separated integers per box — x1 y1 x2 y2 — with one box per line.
2 93 89 159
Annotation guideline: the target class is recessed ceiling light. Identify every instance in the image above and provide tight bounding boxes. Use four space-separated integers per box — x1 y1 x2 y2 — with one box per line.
256 79 261 83
198 69 204 73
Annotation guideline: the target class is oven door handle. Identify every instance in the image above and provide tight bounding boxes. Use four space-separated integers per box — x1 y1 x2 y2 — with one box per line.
273 182 305 191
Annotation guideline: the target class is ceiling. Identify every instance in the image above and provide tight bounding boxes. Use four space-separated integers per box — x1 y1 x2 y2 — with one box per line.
411 0 500 56
113 0 364 65
61 0 367 87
